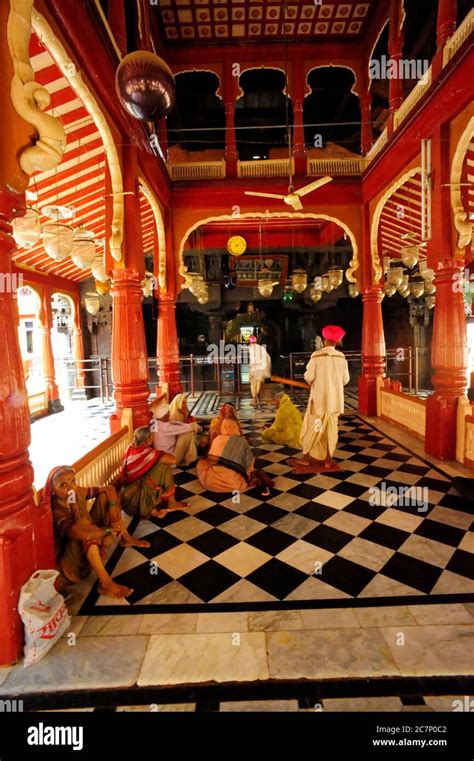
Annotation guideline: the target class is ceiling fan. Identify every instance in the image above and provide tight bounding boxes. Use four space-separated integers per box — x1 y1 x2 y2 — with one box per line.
245 175 333 211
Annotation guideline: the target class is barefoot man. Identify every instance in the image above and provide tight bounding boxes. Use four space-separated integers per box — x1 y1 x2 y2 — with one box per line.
289 325 349 472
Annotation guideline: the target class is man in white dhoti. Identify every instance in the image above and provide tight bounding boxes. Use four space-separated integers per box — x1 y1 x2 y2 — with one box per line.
288 325 349 473
248 335 271 408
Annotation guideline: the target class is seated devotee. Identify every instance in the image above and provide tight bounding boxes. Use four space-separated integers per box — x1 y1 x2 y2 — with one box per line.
120 427 189 519
206 402 242 448
42 465 150 599
197 419 274 495
169 392 201 429
151 397 199 466
261 392 302 448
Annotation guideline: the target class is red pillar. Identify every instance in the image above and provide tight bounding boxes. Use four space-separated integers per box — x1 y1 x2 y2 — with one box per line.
358 285 386 415
109 145 150 432
425 258 468 459
224 63 238 178
71 295 87 400
360 93 373 155
437 0 457 49
107 0 127 57
0 189 55 665
387 0 404 135
291 60 307 177
39 286 63 413
156 221 182 400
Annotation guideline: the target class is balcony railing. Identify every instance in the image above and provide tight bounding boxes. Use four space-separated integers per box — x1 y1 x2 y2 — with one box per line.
393 65 432 130
169 160 225 181
366 126 388 162
307 156 367 175
443 8 474 67
237 158 293 178
28 390 48 419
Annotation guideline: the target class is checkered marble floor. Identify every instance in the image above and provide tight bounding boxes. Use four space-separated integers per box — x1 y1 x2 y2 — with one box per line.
80 412 474 615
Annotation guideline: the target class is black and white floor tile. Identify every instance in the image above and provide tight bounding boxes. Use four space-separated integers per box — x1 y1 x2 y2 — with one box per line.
80 409 474 615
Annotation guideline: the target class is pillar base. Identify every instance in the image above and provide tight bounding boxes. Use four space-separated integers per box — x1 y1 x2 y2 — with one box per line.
425 393 460 460
70 388 88 401
48 398 64 414
358 374 382 416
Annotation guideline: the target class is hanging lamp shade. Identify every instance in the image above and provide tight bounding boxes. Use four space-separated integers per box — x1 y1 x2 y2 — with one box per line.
348 283 360 298
11 208 41 248
310 287 322 303
322 274 333 293
42 222 74 261
291 270 307 294
71 230 96 270
410 279 425 298
95 279 110 296
401 246 419 268
115 51 176 122
91 254 108 283
196 284 209 304
328 267 344 288
398 274 409 292
384 281 397 297
387 266 404 288
425 295 435 309
424 280 436 295
85 292 100 316
282 288 295 304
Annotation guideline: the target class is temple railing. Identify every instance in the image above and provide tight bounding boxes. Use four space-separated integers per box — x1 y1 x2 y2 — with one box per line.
307 156 367 175
366 127 388 162
443 9 474 67
237 158 293 178
393 65 432 130
377 378 426 440
456 397 474 468
28 390 49 420
169 160 226 181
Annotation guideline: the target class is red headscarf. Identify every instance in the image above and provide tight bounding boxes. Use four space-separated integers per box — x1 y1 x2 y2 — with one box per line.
40 465 74 512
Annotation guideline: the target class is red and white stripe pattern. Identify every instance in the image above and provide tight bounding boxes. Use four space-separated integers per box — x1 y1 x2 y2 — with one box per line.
461 140 474 229
12 33 157 282
379 172 423 259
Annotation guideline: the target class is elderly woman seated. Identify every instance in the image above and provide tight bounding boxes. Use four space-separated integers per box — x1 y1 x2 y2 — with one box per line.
261 392 302 449
120 427 189 519
205 402 242 448
151 396 199 466
42 465 150 600
197 419 274 495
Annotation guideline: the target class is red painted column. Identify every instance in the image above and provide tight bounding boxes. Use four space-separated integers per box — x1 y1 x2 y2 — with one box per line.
39 286 63 413
388 0 404 135
71 295 87 400
224 63 238 178
291 60 307 177
360 93 373 155
437 0 457 49
109 145 150 432
358 285 387 415
157 294 182 399
425 258 468 459
107 0 127 57
0 189 55 665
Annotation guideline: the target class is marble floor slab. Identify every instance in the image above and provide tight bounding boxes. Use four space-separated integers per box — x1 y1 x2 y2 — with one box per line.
379 625 474 676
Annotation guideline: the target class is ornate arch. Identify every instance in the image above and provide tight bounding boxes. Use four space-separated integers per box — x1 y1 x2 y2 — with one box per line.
450 116 474 251
139 178 167 291
178 211 359 287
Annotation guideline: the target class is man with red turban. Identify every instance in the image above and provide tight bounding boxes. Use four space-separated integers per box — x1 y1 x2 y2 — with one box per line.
289 325 349 472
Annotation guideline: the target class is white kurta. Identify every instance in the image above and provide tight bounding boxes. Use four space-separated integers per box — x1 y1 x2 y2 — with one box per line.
303 347 350 416
248 344 272 381
300 347 350 458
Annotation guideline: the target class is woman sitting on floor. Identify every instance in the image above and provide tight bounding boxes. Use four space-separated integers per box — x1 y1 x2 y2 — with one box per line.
169 392 199 427
206 402 242 448
261 392 302 449
120 427 189 519
42 465 150 599
197 419 274 495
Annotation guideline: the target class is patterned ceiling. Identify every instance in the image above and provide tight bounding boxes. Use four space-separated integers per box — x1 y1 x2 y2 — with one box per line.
157 0 375 44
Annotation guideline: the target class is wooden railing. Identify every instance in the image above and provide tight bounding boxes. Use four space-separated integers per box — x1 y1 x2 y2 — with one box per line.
237 158 293 178
366 127 388 163
377 380 426 440
28 390 48 419
456 397 474 468
169 160 225 181
443 9 474 67
307 156 367 175
72 426 131 488
393 65 432 130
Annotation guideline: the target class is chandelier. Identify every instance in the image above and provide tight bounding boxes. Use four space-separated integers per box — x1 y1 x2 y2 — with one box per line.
11 208 41 248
